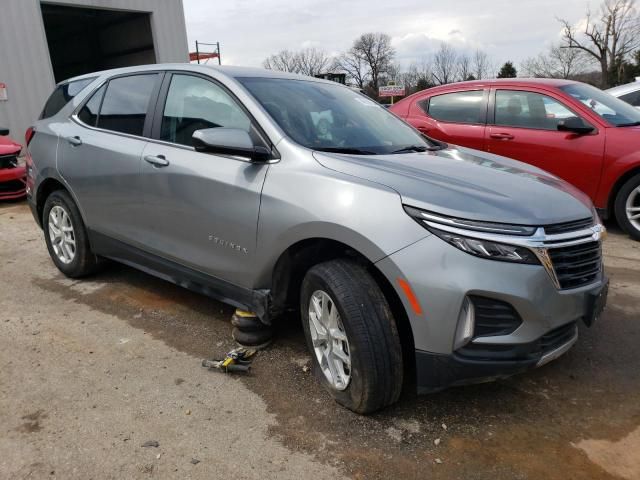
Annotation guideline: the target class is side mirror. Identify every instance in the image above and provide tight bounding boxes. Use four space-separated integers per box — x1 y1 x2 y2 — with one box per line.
192 128 271 162
0 127 9 136
557 116 594 135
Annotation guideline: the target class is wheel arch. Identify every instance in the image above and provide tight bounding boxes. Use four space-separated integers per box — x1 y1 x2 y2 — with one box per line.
35 177 68 227
270 237 416 387
607 164 640 219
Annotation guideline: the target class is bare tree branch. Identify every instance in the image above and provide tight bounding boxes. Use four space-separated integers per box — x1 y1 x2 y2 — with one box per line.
432 42 458 84
558 0 640 87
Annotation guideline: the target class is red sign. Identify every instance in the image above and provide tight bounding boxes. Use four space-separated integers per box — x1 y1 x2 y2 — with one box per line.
379 85 405 97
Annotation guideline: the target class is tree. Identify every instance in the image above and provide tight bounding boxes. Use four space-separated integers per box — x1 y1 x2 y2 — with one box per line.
296 48 332 76
263 50 299 72
497 61 517 78
351 32 395 88
457 53 472 81
559 0 640 87
336 49 369 88
472 49 491 79
521 44 589 78
432 42 458 84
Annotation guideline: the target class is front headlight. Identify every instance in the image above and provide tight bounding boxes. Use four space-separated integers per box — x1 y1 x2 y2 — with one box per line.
430 228 539 264
405 206 540 265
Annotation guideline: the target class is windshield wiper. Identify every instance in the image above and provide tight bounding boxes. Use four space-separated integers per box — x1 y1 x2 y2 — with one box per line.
616 121 640 127
391 144 445 154
314 147 377 155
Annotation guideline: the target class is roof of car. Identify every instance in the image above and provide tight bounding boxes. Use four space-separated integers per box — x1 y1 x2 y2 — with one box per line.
62 63 333 85
606 80 640 96
394 77 580 105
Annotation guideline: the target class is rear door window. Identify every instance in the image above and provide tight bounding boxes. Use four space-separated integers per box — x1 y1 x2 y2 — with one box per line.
422 90 486 123
97 74 158 136
40 78 95 119
494 90 576 130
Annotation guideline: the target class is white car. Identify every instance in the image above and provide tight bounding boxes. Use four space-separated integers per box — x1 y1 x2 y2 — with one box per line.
606 78 640 109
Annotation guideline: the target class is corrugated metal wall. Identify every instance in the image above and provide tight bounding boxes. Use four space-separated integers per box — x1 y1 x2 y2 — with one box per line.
0 0 188 146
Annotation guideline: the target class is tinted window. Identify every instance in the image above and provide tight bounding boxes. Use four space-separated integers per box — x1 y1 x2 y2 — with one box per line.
425 91 485 123
77 85 105 127
620 89 640 107
495 90 577 130
559 83 640 126
161 74 251 146
40 78 95 119
97 75 157 136
239 77 436 154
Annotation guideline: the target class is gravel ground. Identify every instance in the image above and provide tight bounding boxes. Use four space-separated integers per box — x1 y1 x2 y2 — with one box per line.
1 200 639 480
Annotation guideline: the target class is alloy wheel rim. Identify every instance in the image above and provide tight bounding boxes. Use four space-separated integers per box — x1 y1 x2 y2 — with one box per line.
308 290 351 390
626 186 640 232
48 205 76 264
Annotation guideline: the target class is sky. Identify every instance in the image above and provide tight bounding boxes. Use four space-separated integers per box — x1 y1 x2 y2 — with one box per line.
182 0 601 71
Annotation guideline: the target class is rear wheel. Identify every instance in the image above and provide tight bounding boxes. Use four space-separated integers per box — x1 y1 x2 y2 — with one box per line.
300 259 403 414
43 190 101 277
614 174 640 241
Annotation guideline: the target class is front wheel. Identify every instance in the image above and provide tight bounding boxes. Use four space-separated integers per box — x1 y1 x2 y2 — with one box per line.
614 174 640 241
300 259 403 414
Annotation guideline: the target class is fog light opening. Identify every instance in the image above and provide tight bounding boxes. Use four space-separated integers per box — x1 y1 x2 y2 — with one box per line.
454 297 475 350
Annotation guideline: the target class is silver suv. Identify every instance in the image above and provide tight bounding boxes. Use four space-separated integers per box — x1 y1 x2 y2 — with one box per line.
26 65 608 413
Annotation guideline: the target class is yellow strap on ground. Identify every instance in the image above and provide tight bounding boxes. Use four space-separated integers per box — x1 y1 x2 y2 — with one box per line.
234 309 257 318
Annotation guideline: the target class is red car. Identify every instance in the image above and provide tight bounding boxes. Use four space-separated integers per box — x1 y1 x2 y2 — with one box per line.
0 127 26 200
390 79 640 240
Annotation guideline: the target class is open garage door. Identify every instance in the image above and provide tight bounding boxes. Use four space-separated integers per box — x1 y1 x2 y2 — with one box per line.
41 3 156 83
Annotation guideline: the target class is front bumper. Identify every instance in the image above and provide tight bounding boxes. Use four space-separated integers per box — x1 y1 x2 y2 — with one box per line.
375 233 607 393
0 166 26 200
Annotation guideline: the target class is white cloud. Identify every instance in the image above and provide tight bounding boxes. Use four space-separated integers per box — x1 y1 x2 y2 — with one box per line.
182 0 602 70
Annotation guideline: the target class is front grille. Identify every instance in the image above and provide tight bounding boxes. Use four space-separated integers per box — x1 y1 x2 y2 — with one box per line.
548 241 601 289
456 322 577 362
0 179 25 193
0 154 18 169
539 322 577 352
544 217 593 235
469 296 522 337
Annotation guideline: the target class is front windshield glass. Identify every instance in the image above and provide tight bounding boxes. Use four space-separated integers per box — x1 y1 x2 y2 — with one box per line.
559 83 640 126
239 77 436 154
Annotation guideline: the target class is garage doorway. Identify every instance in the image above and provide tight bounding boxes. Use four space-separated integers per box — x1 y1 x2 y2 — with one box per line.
41 3 156 83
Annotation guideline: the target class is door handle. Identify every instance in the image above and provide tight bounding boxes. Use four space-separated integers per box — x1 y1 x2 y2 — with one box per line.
144 154 170 167
66 135 82 146
490 133 514 140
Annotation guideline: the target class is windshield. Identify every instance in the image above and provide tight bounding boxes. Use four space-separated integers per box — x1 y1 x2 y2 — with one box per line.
239 77 436 154
559 83 640 126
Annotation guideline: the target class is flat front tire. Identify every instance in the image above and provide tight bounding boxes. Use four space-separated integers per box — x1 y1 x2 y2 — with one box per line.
43 190 101 278
300 259 403 414
614 174 640 241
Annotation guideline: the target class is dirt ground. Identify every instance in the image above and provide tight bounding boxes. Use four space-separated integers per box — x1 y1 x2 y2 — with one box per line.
1 200 639 480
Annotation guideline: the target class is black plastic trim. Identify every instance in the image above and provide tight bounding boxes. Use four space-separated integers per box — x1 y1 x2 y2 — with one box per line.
88 230 272 323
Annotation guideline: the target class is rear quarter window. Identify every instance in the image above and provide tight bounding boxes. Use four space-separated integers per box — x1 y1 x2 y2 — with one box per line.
421 90 485 124
619 89 640 107
40 78 95 119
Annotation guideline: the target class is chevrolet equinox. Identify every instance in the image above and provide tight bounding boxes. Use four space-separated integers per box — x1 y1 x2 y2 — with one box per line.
26 65 608 413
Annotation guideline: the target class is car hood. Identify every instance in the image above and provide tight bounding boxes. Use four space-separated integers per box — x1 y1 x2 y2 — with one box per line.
313 146 593 226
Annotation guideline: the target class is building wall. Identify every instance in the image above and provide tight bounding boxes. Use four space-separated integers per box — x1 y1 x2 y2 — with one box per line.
0 0 188 146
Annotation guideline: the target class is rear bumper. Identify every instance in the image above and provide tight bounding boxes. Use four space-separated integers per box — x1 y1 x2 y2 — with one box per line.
0 166 26 200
